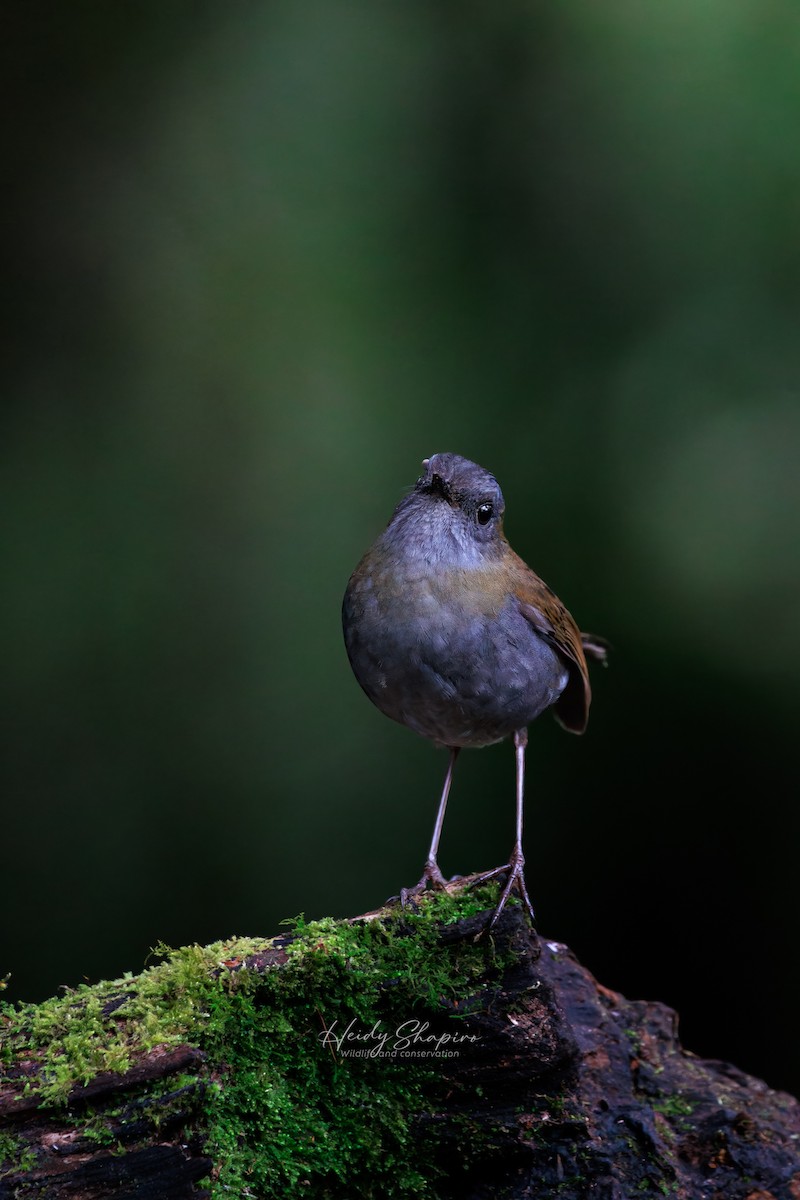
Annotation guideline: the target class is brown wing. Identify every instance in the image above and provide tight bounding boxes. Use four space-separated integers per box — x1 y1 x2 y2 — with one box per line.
510 557 596 734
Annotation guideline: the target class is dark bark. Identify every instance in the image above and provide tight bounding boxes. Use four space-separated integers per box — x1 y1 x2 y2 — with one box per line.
1 904 798 1199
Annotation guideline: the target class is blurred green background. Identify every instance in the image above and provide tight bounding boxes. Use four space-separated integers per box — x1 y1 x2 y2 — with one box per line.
4 4 799 1096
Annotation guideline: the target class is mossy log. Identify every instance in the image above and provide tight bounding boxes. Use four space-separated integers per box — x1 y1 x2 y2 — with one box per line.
1 883 798 1199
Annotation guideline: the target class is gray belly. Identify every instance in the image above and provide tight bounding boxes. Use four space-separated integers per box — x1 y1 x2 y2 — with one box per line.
343 585 568 748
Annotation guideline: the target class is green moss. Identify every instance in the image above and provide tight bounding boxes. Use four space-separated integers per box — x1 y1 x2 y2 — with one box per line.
652 1095 693 1119
200 888 514 1197
0 884 518 1199
0 939 248 1107
0 1131 37 1177
623 1027 642 1052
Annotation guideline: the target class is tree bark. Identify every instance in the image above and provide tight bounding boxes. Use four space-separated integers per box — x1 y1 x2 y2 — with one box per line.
1 897 798 1199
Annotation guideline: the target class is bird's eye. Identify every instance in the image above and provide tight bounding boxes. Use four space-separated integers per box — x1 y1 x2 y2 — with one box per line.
476 502 493 526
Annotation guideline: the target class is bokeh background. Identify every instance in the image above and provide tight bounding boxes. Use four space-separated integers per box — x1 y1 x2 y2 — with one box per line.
4 4 799 1097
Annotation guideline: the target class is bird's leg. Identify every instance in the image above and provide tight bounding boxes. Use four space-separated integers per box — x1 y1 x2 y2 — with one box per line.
399 747 459 908
490 729 535 927
469 729 535 928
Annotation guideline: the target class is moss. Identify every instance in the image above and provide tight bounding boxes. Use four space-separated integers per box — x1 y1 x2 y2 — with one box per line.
200 888 514 1197
1 943 227 1106
652 1095 694 1120
623 1027 642 1053
0 884 519 1199
0 1132 37 1177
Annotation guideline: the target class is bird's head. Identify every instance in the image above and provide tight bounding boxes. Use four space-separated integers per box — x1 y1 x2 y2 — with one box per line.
384 452 507 565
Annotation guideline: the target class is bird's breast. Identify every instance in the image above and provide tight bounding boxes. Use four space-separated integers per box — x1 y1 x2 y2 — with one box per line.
343 552 568 748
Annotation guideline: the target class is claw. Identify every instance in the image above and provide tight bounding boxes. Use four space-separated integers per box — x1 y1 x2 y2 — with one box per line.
467 847 536 928
468 863 511 886
398 859 449 910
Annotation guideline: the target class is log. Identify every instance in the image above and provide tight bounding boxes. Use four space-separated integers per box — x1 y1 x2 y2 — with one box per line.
1 882 798 1199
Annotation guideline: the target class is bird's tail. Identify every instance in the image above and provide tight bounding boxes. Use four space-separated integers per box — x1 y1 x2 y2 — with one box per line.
580 632 611 666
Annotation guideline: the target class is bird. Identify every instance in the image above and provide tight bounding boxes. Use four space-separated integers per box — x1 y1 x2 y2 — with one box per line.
342 452 607 928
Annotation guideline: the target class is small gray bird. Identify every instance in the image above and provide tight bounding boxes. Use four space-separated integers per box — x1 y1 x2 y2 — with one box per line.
342 453 607 927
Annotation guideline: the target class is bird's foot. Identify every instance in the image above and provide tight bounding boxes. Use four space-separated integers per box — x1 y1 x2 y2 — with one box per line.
394 860 449 911
468 848 535 928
